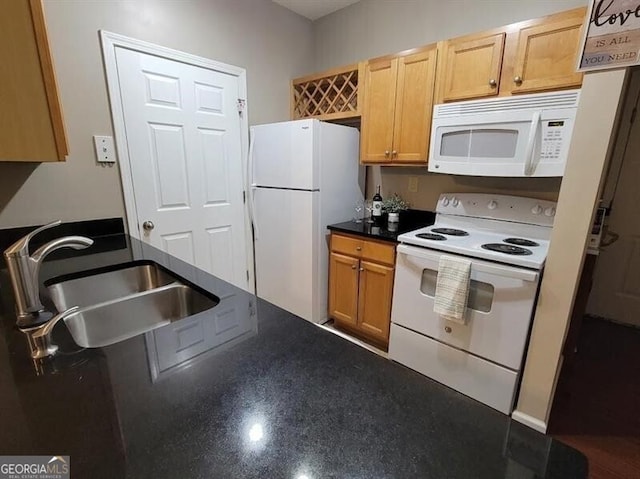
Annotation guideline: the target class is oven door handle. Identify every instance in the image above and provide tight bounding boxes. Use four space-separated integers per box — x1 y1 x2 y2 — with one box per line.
397 244 540 282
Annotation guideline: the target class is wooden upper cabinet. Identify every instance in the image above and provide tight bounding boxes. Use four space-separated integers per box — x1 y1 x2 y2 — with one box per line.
360 58 398 163
439 33 505 102
393 49 437 163
435 7 586 103
361 44 437 165
0 0 68 162
506 15 584 95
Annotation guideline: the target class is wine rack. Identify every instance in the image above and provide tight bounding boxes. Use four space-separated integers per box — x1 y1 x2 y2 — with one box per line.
291 63 364 121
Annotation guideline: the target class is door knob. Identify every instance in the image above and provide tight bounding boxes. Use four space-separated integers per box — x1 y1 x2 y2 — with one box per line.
489 79 497 87
142 221 155 231
351 264 357 270
384 150 390 157
392 150 397 157
514 75 523 85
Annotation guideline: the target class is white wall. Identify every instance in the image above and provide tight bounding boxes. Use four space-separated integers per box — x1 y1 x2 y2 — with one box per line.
313 0 587 207
0 0 313 228
313 0 628 430
514 69 627 430
314 0 587 71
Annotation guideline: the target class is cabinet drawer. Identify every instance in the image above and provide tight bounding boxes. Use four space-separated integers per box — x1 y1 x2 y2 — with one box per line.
331 234 364 257
361 240 395 265
389 323 518 414
331 233 396 265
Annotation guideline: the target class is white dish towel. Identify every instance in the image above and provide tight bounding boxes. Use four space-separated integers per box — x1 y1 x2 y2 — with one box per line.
433 255 472 324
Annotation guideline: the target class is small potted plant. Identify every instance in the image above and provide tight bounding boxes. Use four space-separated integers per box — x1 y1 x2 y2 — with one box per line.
383 194 409 224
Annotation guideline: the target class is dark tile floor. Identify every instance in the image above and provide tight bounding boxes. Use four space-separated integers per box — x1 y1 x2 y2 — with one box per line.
549 317 640 479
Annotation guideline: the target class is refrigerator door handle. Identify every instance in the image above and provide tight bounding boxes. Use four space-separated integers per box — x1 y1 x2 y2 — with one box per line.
247 130 258 240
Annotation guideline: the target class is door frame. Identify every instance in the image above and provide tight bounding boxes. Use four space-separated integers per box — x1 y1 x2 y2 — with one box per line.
100 31 255 292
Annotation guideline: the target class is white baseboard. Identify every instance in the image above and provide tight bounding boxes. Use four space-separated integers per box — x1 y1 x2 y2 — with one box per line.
512 410 547 433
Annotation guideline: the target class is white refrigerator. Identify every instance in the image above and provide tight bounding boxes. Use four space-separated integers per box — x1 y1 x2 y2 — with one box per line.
249 119 363 323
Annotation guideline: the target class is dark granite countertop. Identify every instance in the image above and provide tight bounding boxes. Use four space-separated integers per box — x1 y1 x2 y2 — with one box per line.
0 232 587 478
328 209 435 242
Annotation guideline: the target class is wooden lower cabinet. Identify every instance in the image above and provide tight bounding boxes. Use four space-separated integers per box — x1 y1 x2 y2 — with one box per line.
357 260 394 342
328 252 359 327
328 233 395 348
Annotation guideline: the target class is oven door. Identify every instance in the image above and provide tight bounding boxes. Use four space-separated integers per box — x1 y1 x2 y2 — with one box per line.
391 244 539 370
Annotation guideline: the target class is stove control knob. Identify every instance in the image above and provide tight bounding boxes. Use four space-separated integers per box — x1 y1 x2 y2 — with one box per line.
451 197 459 207
488 200 498 210
441 197 450 206
532 204 543 215
544 207 556 217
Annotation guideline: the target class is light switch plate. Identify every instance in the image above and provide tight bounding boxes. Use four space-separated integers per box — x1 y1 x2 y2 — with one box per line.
93 135 116 163
408 176 419 193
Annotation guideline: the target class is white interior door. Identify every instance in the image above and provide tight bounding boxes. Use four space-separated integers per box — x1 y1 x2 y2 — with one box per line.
587 77 640 327
114 47 249 290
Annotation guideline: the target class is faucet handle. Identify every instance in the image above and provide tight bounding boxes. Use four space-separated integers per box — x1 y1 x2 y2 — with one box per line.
4 220 62 258
27 306 80 359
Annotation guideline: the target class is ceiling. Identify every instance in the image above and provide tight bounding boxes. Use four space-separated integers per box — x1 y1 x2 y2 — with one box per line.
272 0 360 21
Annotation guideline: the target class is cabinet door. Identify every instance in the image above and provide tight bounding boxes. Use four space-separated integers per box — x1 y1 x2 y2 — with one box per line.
328 252 360 327
392 48 437 164
0 0 67 161
441 33 505 102
357 260 394 343
360 58 398 163
508 17 583 94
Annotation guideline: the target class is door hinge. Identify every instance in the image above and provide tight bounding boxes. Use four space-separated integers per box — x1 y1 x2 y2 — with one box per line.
237 98 246 117
243 190 246 204
631 106 637 125
246 270 250 281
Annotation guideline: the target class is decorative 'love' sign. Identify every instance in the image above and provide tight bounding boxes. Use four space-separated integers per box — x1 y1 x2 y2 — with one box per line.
578 0 640 71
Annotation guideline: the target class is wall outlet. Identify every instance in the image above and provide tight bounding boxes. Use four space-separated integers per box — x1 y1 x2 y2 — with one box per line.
93 135 116 163
408 176 419 193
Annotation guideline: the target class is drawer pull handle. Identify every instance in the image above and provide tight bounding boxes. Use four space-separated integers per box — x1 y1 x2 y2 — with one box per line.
356 246 362 251
359 268 364 272
351 265 357 270
444 326 452 333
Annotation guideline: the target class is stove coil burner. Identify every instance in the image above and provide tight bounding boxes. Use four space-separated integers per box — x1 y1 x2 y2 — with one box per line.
416 233 447 241
481 243 533 256
431 228 469 237
503 238 539 247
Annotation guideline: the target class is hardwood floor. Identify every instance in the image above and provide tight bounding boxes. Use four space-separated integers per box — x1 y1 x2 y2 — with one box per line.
549 317 640 479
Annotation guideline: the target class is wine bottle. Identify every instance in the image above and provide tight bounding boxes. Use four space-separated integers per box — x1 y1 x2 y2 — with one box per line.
372 185 383 224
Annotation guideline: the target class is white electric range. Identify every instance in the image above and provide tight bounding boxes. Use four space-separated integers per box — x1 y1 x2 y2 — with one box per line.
389 193 556 414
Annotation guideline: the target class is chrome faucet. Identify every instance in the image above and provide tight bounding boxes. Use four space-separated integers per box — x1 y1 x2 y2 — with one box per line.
3 220 93 328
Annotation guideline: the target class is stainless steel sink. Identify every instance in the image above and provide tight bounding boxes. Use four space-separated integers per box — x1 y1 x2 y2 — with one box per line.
47 262 180 311
32 261 220 353
61 283 218 348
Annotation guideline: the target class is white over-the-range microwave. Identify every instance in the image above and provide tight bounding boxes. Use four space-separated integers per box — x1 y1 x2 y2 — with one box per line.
428 89 580 177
